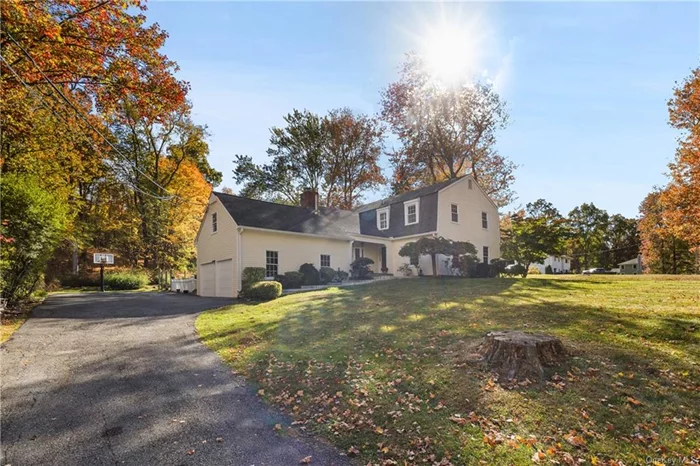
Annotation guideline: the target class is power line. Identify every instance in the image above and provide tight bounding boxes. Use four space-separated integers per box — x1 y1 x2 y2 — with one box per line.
3 29 174 199
0 53 173 201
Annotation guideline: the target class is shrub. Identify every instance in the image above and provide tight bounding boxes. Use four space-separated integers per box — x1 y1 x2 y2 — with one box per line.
319 267 337 284
504 264 526 277
247 281 282 301
545 264 553 274
336 270 349 281
450 254 478 277
104 270 149 290
350 257 374 279
1 174 68 306
299 263 320 286
528 266 541 275
468 262 492 278
276 271 304 290
242 267 266 291
60 273 100 288
397 264 413 277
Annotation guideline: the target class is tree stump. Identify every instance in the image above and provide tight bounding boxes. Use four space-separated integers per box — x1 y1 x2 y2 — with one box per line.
478 331 567 382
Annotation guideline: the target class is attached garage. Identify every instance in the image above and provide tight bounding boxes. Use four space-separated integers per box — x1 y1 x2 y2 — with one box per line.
215 259 235 298
199 262 217 297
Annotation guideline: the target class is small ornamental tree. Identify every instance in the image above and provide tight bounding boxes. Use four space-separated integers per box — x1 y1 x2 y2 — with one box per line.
501 199 568 278
399 236 476 276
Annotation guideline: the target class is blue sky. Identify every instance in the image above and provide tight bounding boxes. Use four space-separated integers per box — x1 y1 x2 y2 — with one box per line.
148 1 699 218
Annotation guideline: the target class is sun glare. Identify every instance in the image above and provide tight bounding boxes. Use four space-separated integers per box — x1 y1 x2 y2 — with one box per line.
419 17 485 86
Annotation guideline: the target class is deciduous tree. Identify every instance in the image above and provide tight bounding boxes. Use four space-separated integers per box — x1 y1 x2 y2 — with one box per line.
233 109 385 208
501 200 568 277
1 174 68 305
398 236 476 276
566 203 609 271
639 190 696 274
323 109 386 209
381 53 516 206
663 67 700 249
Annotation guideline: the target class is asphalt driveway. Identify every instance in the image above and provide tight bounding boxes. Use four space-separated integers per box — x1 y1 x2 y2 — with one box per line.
1 292 349 466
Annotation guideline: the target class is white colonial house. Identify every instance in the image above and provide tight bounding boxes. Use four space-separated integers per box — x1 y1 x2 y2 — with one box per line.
531 255 571 274
194 176 500 297
618 255 642 275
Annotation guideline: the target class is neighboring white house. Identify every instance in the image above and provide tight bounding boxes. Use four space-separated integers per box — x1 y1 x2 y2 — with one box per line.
194 176 501 297
531 255 572 274
618 255 642 275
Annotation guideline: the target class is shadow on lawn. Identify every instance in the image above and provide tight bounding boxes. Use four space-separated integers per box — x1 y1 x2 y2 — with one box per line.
249 278 695 374
196 277 700 462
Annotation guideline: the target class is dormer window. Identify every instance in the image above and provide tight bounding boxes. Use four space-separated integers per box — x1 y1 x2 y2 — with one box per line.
377 207 390 230
404 200 419 225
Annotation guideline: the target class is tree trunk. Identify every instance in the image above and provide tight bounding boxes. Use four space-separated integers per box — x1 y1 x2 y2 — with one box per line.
478 331 567 382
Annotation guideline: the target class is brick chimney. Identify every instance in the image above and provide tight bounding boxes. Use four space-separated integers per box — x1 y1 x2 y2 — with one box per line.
300 188 318 211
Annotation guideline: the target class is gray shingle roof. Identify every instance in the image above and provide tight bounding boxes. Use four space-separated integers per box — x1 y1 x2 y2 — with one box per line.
214 178 464 239
354 177 463 213
214 193 358 239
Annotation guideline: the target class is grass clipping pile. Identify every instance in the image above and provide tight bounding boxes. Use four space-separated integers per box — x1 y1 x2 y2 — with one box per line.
477 331 568 384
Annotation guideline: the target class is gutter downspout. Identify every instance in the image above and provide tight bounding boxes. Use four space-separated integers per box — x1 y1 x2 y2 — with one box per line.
238 227 244 295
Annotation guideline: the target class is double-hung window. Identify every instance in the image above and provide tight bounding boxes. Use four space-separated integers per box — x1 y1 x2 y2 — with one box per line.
212 212 218 233
483 246 489 264
377 207 389 231
451 204 459 223
265 250 278 278
320 254 331 268
404 200 419 225
481 211 489 229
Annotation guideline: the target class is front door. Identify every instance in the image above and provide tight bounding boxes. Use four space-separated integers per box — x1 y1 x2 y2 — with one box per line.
354 247 363 260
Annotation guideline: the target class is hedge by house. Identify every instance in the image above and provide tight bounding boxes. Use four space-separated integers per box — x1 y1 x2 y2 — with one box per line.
247 281 282 301
242 267 266 291
299 263 320 286
319 267 337 284
276 271 304 290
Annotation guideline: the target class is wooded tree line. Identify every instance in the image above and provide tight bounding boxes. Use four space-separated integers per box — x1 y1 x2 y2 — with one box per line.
500 200 641 276
1 1 221 304
637 67 700 274
234 54 517 209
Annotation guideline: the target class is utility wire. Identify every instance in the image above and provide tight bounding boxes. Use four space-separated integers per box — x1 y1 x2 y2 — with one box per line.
0 53 174 201
3 30 174 199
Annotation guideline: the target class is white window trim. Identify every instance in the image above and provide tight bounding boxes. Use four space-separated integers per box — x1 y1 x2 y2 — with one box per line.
377 207 390 231
320 254 331 268
211 212 218 234
404 200 419 226
265 250 278 278
481 211 489 230
450 203 459 224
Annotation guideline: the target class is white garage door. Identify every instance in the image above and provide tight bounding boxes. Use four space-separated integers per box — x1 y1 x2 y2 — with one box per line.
215 259 235 298
199 262 216 297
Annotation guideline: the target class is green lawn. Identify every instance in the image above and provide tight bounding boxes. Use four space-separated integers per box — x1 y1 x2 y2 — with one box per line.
197 276 700 466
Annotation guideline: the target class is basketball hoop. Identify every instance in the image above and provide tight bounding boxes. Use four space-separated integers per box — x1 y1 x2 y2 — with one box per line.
93 253 114 291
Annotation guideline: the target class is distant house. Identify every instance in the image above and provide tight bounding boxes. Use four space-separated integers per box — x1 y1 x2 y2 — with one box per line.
194 176 501 297
531 255 571 274
618 255 642 275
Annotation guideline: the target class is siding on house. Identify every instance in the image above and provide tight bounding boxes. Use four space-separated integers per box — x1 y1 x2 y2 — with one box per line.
195 194 239 296
436 178 501 263
358 192 439 238
240 229 352 281
531 256 571 274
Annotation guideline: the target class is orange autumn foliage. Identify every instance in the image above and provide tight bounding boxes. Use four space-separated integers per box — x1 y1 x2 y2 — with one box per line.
664 67 700 249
